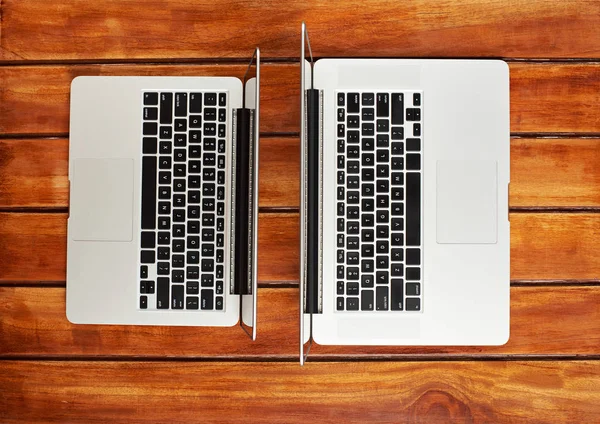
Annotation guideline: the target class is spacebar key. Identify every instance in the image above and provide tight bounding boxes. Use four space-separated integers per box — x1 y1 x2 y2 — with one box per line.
141 156 157 229
406 173 421 245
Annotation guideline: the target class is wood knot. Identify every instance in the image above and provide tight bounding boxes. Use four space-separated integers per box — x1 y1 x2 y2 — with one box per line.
408 389 474 424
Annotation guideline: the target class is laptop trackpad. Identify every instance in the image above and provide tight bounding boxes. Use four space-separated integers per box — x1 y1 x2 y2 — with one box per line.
436 160 497 244
70 158 134 241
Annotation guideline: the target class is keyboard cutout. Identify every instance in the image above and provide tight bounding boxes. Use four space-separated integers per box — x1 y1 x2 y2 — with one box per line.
436 160 497 244
70 158 134 242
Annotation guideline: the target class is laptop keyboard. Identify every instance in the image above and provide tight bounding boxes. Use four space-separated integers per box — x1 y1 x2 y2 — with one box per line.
139 91 228 311
335 91 423 312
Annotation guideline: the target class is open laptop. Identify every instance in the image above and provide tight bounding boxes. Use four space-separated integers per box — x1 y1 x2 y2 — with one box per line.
299 24 510 363
67 49 260 338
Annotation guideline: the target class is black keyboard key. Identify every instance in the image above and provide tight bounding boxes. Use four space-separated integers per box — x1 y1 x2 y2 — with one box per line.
337 265 344 279
346 237 359 250
361 244 374 257
362 168 374 181
376 165 389 178
172 254 185 268
407 154 421 170
143 122 157 135
347 93 360 113
142 137 157 154
347 283 359 296
376 286 388 311
140 265 148 279
205 93 217 106
141 231 155 248
392 232 404 246
189 115 202 128
406 248 421 265
337 297 344 311
141 156 157 229
362 123 375 136
406 283 421 296
174 134 186 147
201 259 214 272
413 123 421 136
391 279 404 311
219 109 227 123
337 187 345 201
376 210 389 223
159 141 172 154
187 281 199 295
362 93 375 105
187 236 200 249
204 153 216 167
201 274 214 287
391 93 403 125
347 131 359 143
201 289 214 310
187 266 200 280
337 234 345 248
158 187 171 200
362 229 374 242
189 145 201 159
347 221 359 234
337 249 344 263
337 108 345 122
172 285 184 309
406 297 421 311
338 139 345 154
202 229 215 242
347 176 359 189
406 108 421 121
174 93 187 117
413 93 421 106
144 92 158 105
392 219 404 231
338 124 345 137
406 267 421 281
216 281 224 295
347 297 359 311
392 248 404 261
204 108 217 121
337 92 345 106
407 138 420 152
362 198 374 212
186 296 199 310
362 108 374 121
190 93 202 113
160 93 173 124
141 250 155 264
190 130 201 143
157 277 169 309
158 246 170 260
362 183 374 197
376 256 389 270
215 296 224 310
204 138 216 151
175 119 187 132
362 153 374 166
362 213 374 227
376 271 389 285
158 157 171 170
218 125 226 138
172 270 184 283
392 157 404 171
406 173 421 245
376 119 389 133
377 180 389 193
347 160 359 174
391 142 404 155
157 262 170 275
376 240 389 254
361 274 374 288
140 295 148 309
204 123 216 136
392 263 404 277
173 239 185 253
347 206 359 219
347 191 359 204
347 252 359 265
140 281 147 294
376 93 389 117
216 249 224 263
391 127 404 140
219 93 227 106
392 172 404 186
361 290 374 311
347 115 359 128
376 149 389 163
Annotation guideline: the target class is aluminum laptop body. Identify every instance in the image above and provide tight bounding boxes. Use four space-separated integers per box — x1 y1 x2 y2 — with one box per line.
67 50 260 337
300 24 510 363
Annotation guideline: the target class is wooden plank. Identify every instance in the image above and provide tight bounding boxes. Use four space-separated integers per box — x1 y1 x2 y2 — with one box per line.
0 64 297 135
2 0 600 60
1 286 599 358
511 138 600 208
1 64 600 135
1 360 598 423
3 137 598 209
1 212 600 283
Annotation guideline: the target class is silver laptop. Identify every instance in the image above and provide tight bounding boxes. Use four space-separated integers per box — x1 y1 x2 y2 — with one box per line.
67 49 260 338
299 24 510 363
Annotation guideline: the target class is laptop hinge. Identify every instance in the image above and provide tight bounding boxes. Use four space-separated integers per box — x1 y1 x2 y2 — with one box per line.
303 88 323 314
230 108 255 296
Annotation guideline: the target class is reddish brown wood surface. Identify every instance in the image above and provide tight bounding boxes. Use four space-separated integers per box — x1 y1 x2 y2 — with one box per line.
1 360 599 424
1 212 599 283
1 64 600 135
1 286 599 358
2 137 600 209
1 0 600 60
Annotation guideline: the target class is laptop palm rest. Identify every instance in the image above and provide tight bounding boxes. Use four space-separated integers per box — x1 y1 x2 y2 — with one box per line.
70 158 134 242
338 318 421 340
436 160 498 244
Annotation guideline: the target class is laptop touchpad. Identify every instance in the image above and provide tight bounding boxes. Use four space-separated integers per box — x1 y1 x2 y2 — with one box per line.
436 160 497 244
70 158 134 241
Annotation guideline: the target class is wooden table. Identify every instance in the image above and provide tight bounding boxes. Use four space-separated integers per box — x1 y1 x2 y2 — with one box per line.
1 1 599 422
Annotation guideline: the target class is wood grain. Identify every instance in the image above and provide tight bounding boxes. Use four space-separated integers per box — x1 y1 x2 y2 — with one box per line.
1 64 600 135
1 0 600 60
1 286 599 358
3 137 599 209
1 360 599 423
1 212 599 283
0 212 298 283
